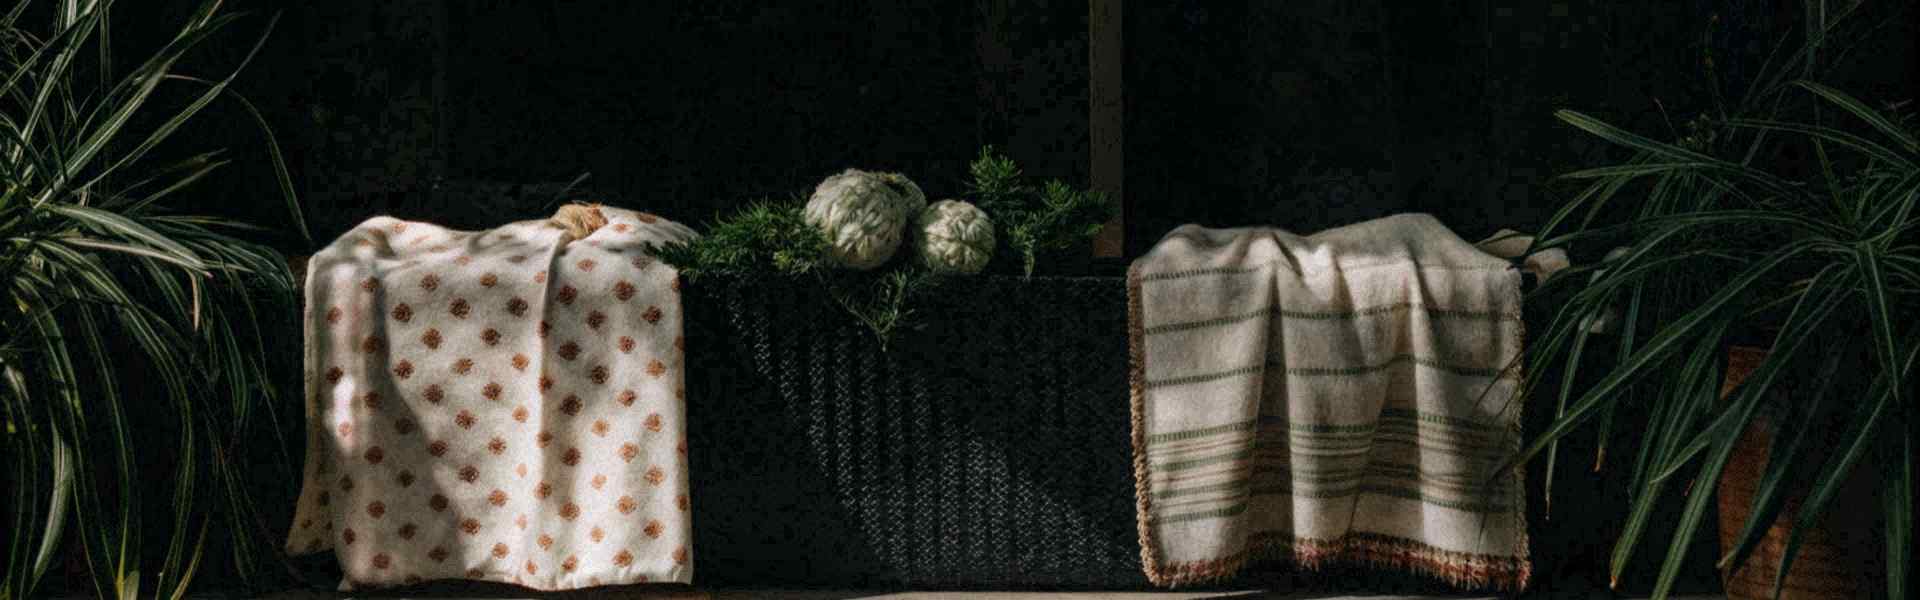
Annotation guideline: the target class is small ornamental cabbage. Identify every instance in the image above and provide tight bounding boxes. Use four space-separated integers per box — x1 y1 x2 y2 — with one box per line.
915 200 995 274
803 169 925 269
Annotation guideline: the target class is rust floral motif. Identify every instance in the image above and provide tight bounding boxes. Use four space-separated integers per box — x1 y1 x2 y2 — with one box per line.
293 214 695 586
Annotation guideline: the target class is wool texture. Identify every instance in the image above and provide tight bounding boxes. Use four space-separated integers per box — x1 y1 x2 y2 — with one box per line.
1127 214 1533 590
285 207 697 591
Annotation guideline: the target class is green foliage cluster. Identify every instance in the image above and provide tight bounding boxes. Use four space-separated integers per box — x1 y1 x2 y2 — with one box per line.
1515 3 1920 598
2 2 305 598
967 146 1118 276
644 200 829 279
649 146 1115 346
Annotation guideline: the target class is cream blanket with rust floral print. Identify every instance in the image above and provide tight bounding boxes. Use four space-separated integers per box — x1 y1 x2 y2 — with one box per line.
285 207 695 591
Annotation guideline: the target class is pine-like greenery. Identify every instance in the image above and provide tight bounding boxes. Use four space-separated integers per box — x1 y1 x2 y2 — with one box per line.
967 146 1117 276
644 199 828 279
647 146 1115 346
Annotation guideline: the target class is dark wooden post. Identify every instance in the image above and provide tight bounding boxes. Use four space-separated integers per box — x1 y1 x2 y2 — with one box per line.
1089 0 1124 258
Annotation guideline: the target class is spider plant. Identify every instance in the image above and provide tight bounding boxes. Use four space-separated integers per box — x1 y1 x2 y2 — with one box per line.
1509 2 1917 599
1 1 305 598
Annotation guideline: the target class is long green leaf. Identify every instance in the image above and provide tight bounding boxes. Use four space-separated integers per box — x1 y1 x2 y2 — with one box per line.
1882 410 1912 600
1717 350 1842 573
1650 264 1852 483
1774 342 1920 599
1502 242 1806 478
1794 80 1920 153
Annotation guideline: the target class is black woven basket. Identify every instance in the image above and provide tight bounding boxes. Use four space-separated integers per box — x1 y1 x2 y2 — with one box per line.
683 274 1146 589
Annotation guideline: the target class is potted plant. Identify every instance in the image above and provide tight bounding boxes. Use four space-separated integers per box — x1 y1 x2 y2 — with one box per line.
1514 3 1916 599
1 2 305 598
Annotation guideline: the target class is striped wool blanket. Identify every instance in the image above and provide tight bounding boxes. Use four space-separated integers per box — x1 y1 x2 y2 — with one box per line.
1127 214 1535 590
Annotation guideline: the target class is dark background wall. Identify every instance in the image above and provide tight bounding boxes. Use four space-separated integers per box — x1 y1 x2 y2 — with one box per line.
78 1 1915 594
131 1 1915 257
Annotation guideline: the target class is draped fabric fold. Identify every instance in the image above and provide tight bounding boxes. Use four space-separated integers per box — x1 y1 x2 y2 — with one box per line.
1128 214 1532 590
285 208 697 591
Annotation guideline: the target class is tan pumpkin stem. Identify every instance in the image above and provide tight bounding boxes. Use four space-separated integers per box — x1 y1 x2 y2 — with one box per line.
550 203 608 239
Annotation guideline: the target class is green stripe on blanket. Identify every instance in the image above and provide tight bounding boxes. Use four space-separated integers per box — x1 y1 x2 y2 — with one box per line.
1129 216 1532 590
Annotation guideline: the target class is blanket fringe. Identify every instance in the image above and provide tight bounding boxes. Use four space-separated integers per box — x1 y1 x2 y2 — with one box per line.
1125 264 1167 586
1152 531 1532 591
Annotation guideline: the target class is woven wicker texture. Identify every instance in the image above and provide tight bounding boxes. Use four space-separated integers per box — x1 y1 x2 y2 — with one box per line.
682 275 1146 588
